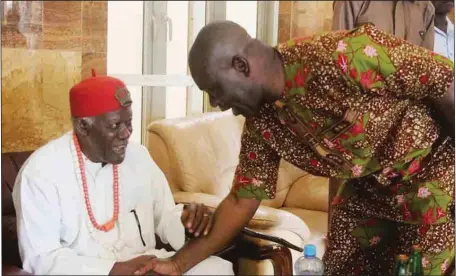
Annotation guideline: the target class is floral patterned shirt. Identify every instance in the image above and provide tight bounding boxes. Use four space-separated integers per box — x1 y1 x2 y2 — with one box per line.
233 24 454 201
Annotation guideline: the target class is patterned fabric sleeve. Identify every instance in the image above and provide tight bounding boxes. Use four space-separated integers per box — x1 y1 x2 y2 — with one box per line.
232 124 281 201
333 24 454 101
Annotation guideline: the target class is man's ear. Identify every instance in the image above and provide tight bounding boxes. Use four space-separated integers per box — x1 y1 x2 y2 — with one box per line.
232 55 250 77
74 117 93 136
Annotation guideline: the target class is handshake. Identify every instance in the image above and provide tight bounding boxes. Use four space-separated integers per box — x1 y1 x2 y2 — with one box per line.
110 203 214 275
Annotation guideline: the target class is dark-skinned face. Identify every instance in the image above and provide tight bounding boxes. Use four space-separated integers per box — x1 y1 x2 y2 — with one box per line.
432 1 454 14
197 56 266 118
83 106 133 164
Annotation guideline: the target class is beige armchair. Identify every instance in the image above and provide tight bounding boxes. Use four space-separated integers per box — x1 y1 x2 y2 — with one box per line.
146 111 329 275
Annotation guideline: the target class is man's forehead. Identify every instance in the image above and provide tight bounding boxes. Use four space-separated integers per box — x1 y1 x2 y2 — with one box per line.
193 67 217 91
97 106 132 122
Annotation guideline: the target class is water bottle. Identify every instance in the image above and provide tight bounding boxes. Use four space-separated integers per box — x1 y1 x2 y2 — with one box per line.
294 244 324 275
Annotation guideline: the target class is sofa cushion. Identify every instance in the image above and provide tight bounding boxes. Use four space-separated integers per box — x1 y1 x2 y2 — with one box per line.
147 111 317 209
147 112 244 197
283 174 329 212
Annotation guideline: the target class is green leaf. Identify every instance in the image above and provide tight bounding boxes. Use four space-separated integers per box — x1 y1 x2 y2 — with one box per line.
407 182 452 221
350 148 372 158
433 54 455 68
287 39 296 47
351 227 371 249
344 133 366 144
352 158 369 165
350 35 396 76
296 109 313 122
392 162 407 171
402 148 431 162
237 185 270 201
362 113 370 127
285 63 301 80
337 171 353 180
287 86 306 97
325 118 334 127
364 158 381 171
334 34 397 91
352 219 395 249
340 181 356 197
423 248 454 276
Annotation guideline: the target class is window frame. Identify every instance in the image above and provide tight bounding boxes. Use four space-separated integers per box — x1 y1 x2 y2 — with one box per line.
113 1 278 145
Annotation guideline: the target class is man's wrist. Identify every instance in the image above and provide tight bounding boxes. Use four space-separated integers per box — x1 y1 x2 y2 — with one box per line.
171 254 187 274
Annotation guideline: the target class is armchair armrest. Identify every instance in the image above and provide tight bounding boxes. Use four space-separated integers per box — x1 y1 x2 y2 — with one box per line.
173 192 310 240
174 193 306 275
156 230 294 275
2 264 31 276
236 239 293 276
216 231 293 276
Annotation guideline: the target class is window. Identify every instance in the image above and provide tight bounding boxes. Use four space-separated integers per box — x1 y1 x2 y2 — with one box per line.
111 1 279 145
107 1 144 144
226 1 258 37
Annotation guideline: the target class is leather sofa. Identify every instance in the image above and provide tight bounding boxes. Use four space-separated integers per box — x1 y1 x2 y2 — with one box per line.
147 111 330 275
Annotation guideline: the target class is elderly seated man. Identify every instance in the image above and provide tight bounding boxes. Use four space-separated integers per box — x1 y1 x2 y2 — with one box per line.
12 73 234 275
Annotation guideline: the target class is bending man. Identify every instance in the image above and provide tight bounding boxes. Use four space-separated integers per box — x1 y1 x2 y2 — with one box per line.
137 21 454 276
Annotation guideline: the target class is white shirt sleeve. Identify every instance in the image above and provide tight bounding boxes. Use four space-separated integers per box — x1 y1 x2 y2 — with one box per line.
143 147 186 251
13 171 116 275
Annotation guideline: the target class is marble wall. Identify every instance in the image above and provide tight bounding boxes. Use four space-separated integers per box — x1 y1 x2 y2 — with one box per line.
278 1 333 43
1 1 107 153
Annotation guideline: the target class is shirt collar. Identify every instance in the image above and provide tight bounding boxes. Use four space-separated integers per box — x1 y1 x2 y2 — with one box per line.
446 17 454 32
435 26 447 36
435 17 454 35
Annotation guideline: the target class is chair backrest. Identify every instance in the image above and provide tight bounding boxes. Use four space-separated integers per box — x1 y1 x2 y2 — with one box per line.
147 111 308 209
2 151 33 267
2 151 33 218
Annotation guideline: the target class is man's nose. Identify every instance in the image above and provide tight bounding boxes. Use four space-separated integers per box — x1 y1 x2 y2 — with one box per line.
118 124 131 140
209 95 220 108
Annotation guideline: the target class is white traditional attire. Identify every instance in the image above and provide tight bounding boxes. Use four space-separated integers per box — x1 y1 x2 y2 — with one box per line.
13 131 233 275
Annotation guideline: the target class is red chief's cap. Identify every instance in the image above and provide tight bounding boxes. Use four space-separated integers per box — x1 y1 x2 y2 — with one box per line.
69 70 132 117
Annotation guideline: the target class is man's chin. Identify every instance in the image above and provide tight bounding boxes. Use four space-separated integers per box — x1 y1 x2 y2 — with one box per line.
231 107 256 118
107 154 126 165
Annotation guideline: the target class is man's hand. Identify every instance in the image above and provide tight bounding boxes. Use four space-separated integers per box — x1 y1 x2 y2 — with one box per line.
134 257 182 276
109 255 157 275
172 194 261 273
181 203 213 237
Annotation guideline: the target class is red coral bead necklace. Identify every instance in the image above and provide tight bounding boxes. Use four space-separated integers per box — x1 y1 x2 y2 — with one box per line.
73 133 119 232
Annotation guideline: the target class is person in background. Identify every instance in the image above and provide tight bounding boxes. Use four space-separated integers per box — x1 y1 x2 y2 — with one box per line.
12 73 234 275
330 0 437 229
332 1 436 50
135 21 454 276
432 1 455 62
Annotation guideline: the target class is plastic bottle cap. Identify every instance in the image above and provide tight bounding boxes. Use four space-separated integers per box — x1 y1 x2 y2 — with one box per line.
304 244 317 257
